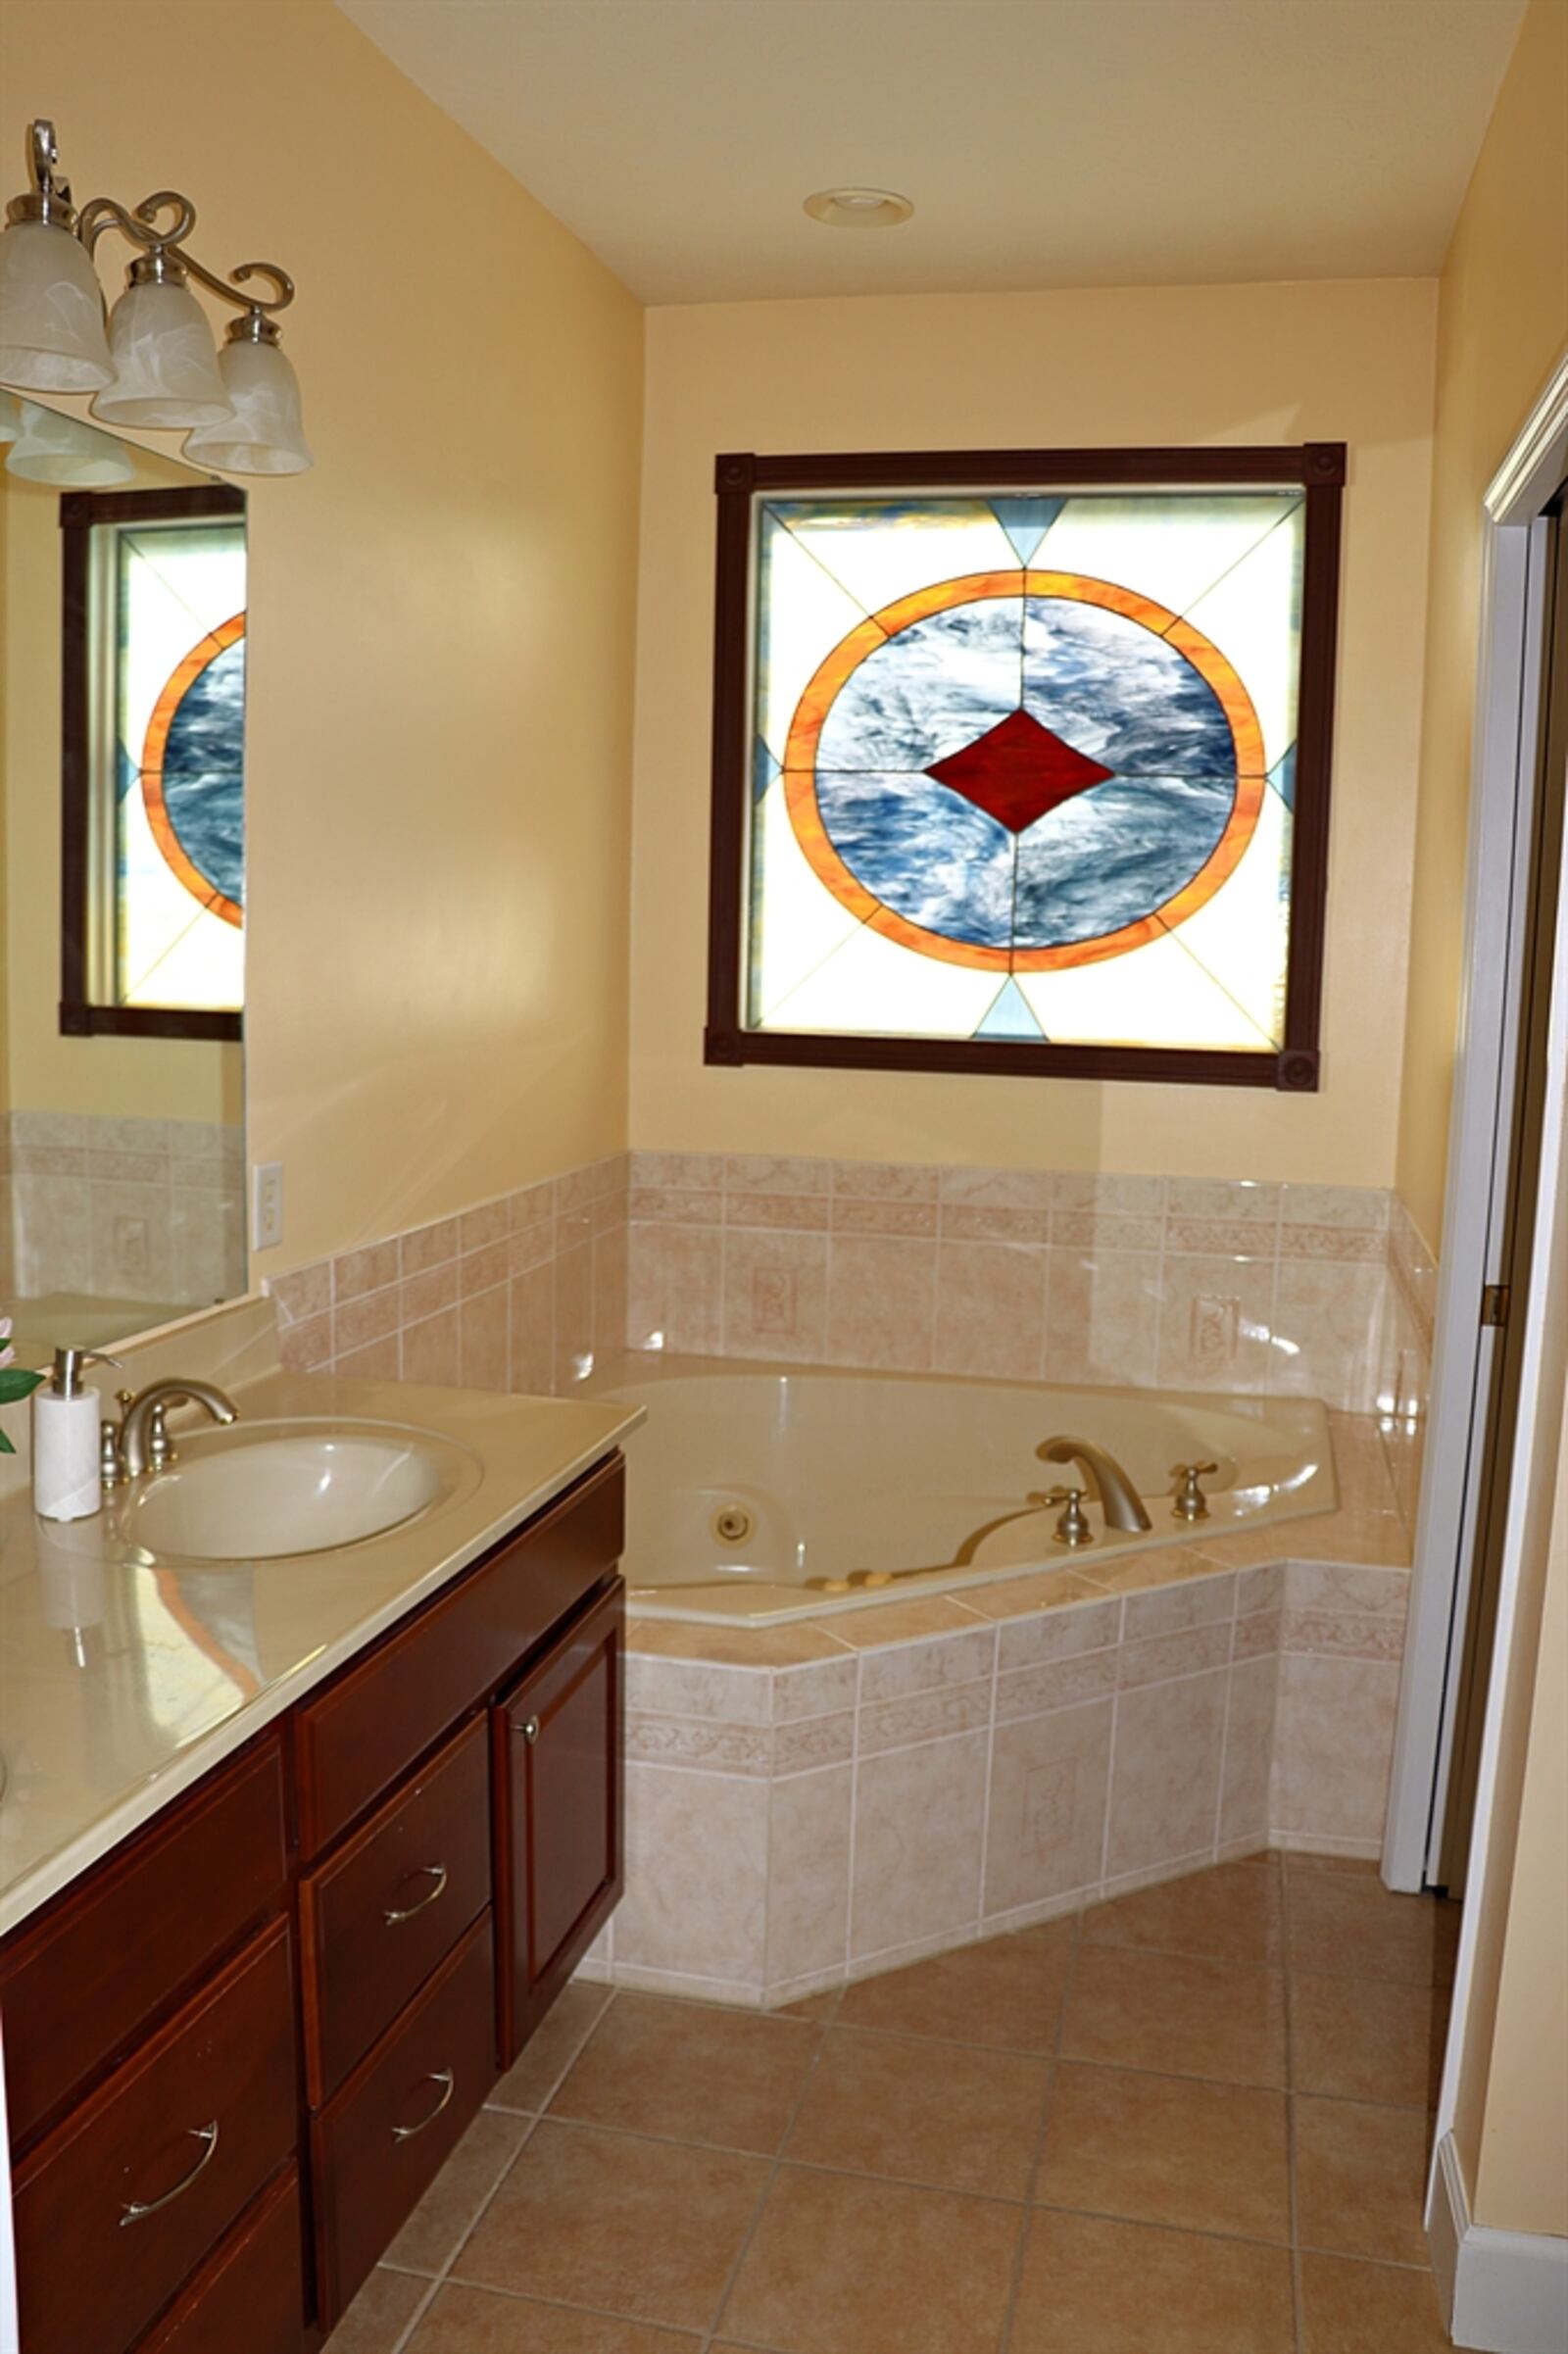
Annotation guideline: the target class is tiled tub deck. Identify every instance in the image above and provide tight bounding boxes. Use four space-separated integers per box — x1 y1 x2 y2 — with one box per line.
587 1411 1413 2009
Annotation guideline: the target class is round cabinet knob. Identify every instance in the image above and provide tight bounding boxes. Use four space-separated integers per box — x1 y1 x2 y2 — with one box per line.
521 1715 541 1745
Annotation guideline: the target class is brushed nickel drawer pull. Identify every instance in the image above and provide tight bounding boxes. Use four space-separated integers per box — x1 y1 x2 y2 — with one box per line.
392 2069 455 2142
521 1716 541 1744
120 2121 220 2226
383 1862 449 1925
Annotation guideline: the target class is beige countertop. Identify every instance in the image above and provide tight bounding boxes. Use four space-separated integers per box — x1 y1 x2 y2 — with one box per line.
0 1341 642 1938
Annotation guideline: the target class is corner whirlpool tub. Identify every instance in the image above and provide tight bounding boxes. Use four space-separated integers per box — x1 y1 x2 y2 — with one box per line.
601 1359 1336 1625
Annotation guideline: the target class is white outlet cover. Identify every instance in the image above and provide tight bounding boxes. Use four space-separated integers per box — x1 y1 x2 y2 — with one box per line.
251 1161 284 1251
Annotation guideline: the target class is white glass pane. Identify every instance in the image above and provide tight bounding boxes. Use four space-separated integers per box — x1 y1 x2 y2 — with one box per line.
1016 928 1275 1050
748 774 862 1024
757 511 870 764
1158 788 1293 1048
1034 495 1301 623
767 498 1015 616
1182 506 1304 772
767 920 999 1038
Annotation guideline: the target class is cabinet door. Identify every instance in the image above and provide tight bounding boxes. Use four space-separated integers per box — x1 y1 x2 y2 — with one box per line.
495 1579 623 2060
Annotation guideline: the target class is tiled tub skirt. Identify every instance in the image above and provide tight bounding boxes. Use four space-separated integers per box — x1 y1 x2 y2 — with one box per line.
578 1536 1409 2011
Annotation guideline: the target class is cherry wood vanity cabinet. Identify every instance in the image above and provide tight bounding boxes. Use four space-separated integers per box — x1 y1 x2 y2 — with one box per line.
0 1450 626 2354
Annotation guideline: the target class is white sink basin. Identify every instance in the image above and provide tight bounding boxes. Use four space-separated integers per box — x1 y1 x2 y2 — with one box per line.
120 1418 481 1562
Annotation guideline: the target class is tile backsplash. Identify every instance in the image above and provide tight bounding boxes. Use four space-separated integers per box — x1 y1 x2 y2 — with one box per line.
624 1153 1432 1418
267 1148 1438 1442
0 1109 245 1313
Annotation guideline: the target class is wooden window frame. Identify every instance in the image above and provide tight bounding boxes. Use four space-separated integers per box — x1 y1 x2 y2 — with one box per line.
705 444 1346 1091
60 484 246 1044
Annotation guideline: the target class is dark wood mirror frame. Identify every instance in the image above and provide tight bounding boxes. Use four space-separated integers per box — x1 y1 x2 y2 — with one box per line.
59 483 245 1044
705 443 1345 1092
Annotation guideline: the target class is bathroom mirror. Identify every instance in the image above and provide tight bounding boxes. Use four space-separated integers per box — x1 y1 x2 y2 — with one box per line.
0 394 247 1365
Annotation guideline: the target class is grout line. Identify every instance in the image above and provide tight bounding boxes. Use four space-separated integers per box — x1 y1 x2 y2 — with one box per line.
382 2268 445 2354
996 1905 1083 2350
695 1996 839 2353
974 1621 1003 1934
841 1650 863 1976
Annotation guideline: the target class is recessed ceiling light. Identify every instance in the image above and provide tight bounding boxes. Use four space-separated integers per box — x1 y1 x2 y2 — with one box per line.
803 187 914 230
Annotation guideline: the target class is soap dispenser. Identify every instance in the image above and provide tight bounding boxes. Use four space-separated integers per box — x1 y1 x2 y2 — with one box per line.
32 1348 122 1523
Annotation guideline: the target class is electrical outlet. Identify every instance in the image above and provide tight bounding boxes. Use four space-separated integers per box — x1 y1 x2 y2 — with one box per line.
251 1160 284 1251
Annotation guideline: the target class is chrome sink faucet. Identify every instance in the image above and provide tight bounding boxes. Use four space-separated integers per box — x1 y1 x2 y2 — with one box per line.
114 1380 239 1480
1037 1436 1152 1535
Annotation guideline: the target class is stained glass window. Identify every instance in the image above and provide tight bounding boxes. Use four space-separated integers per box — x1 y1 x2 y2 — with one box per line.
61 486 246 1038
708 450 1343 1089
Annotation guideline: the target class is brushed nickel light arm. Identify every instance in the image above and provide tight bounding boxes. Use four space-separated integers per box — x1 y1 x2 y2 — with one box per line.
0 120 311 470
77 187 295 325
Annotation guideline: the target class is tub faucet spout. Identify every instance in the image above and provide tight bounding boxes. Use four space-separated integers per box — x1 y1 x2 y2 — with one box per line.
1037 1436 1152 1534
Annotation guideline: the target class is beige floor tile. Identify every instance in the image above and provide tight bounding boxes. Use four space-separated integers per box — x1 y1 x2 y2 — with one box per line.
1291 1972 1447 2108
453 2121 770 2331
718 2164 1022 2354
834 1917 1074 2052
546 1993 820 2153
1294 2097 1434 2264
488 1985 613 2113
1084 1858 1283 1967
783 2025 1050 2197
1285 1868 1453 1987
1061 1946 1287 2086
405 2285 702 2350
1010 2210 1297 2354
1035 2064 1291 2243
328 2266 434 2353
383 2110 532 2274
1299 2254 1454 2350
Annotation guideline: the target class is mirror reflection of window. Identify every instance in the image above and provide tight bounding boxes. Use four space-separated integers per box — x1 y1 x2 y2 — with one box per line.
66 487 246 1023
113 515 246 1010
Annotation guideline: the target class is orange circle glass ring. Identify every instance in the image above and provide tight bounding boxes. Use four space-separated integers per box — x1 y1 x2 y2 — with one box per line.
781 570 1266 973
141 613 245 930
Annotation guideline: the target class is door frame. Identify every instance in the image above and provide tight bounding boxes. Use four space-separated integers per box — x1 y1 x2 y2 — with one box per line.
1383 348 1568 1893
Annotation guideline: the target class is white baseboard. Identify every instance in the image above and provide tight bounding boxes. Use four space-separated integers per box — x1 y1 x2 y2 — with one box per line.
1430 2133 1568 2353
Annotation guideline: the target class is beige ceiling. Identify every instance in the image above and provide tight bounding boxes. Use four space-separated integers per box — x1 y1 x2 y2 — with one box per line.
336 0 1528 305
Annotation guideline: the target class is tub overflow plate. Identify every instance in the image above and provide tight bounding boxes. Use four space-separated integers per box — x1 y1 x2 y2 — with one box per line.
712 1503 755 1545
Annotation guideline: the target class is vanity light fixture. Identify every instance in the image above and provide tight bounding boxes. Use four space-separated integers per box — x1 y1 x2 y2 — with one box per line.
0 120 311 475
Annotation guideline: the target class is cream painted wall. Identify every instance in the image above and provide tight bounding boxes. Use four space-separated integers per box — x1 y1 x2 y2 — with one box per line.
0 0 643 1269
0 452 238 1124
627 280 1438 1184
1395 0 1568 1251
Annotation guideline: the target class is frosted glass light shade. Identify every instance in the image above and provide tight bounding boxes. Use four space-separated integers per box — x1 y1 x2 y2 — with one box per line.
0 219 114 393
0 388 23 441
182 336 311 475
91 278 233 428
6 399 135 485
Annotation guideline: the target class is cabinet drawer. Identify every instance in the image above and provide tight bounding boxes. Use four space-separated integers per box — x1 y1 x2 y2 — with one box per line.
302 1716 491 2105
294 1454 623 1855
136 2166 304 2354
313 1912 497 2324
14 1918 297 2354
1 1735 288 2149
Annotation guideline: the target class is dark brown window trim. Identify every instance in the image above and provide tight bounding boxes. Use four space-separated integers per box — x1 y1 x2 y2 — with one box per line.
60 485 246 1046
706 444 1345 1093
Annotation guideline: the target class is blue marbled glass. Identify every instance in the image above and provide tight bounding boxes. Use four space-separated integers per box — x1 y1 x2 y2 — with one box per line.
160 638 246 907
